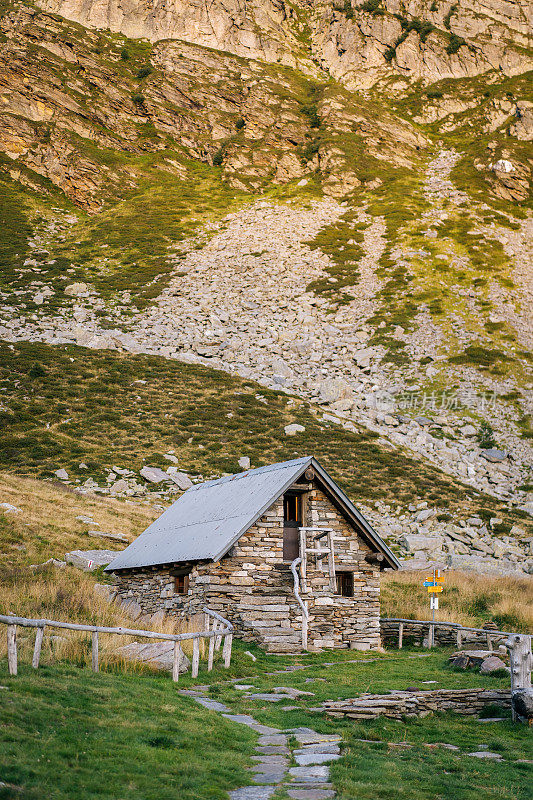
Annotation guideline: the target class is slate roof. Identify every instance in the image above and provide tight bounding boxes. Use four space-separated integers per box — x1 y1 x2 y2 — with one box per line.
105 456 399 571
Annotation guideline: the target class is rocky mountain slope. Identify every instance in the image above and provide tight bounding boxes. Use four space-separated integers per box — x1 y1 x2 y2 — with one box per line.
0 0 532 572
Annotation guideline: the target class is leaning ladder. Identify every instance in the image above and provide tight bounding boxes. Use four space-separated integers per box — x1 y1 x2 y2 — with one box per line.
298 527 336 593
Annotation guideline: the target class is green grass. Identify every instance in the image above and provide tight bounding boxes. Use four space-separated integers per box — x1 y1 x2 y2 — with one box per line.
306 210 365 303
1 645 531 800
0 662 255 800
207 646 531 799
2 340 530 535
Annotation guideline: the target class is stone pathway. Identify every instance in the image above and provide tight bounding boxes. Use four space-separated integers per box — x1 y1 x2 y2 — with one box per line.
180 687 340 799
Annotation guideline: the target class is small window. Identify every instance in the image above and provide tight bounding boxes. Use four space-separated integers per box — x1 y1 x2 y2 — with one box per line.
174 574 189 594
335 572 353 597
283 493 302 561
283 494 302 525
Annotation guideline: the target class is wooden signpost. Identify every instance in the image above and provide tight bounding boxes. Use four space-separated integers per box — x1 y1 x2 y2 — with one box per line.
423 569 445 647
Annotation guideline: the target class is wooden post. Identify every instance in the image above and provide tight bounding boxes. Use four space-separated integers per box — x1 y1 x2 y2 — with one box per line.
91 630 99 672
222 634 233 668
215 622 223 652
172 642 181 682
7 625 17 676
207 632 215 672
191 637 200 678
302 602 308 651
327 530 336 593
32 626 44 669
505 634 532 723
398 622 403 649
428 623 434 649
299 528 307 593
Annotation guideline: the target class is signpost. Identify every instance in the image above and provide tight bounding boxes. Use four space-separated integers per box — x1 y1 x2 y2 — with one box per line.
423 569 444 646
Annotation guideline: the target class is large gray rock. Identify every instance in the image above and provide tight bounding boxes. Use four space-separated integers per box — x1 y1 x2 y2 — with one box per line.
168 470 193 490
115 641 190 673
140 466 171 483
480 448 506 463
400 534 443 553
446 554 524 576
65 549 120 571
480 656 508 674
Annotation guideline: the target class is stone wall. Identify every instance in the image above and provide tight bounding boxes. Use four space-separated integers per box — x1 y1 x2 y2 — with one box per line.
112 479 383 652
322 688 511 720
380 620 508 650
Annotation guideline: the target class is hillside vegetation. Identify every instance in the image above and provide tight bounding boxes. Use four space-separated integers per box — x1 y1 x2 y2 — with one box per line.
1 339 529 531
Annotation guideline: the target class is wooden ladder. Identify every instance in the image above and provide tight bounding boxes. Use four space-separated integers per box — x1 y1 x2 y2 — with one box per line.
297 527 336 594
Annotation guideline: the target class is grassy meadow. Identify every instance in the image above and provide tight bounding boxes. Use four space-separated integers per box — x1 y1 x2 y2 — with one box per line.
0 643 531 800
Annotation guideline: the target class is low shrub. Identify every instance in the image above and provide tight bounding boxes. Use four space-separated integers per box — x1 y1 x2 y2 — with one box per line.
136 65 153 79
446 33 466 54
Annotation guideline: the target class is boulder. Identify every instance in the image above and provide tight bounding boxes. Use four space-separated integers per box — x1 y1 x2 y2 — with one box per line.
480 449 506 463
284 423 305 436
64 282 89 296
400 534 443 554
93 583 116 601
140 466 170 483
87 530 129 543
115 641 190 673
120 598 142 620
168 471 193 490
150 610 167 627
54 468 69 480
65 549 120 571
238 456 251 470
318 377 352 403
480 656 508 674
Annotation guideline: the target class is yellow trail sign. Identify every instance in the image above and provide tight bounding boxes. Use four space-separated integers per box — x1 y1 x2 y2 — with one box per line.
427 585 443 593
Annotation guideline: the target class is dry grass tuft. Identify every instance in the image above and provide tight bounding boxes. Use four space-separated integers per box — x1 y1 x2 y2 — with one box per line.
0 471 158 569
381 569 533 632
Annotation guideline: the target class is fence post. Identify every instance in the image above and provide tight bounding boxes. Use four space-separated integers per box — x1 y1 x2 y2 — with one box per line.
192 637 200 678
398 622 403 649
222 634 233 668
32 626 44 669
91 631 99 673
172 642 181 682
215 622 223 652
428 623 434 649
7 625 17 676
207 632 215 672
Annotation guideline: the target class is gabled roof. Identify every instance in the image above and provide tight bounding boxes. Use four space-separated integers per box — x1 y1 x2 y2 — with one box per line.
105 456 400 571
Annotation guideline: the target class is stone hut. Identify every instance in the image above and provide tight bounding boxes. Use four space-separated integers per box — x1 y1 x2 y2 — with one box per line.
106 456 399 652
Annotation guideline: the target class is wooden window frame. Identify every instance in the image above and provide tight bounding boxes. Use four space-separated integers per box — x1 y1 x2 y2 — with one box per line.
335 571 354 597
172 568 190 595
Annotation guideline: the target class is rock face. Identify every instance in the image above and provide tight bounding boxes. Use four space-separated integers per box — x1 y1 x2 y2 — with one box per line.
37 0 309 67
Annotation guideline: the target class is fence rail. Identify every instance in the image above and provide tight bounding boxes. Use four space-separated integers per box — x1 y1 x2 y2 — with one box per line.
380 617 531 650
0 607 233 681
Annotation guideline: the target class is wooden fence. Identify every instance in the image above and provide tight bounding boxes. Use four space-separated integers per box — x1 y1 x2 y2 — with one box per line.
0 607 233 681
380 617 528 650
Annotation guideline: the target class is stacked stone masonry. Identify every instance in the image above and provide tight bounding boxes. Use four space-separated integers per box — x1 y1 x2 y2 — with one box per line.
323 688 511 720
112 482 382 652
